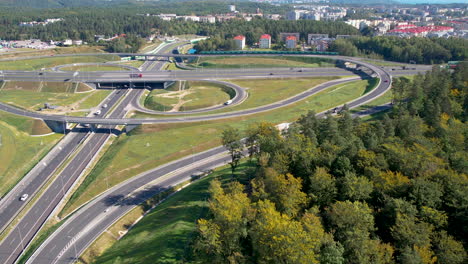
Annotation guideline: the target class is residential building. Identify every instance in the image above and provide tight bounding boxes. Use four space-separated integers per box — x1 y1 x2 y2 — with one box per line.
199 16 216 23
307 34 329 44
259 34 271 49
280 33 300 42
234 35 246 50
286 36 297 49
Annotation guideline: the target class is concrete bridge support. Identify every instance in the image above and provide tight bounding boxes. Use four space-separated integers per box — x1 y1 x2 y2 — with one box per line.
164 81 175 89
124 124 139 134
44 120 67 134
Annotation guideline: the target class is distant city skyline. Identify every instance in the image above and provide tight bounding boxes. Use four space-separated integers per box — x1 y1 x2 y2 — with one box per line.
396 0 467 3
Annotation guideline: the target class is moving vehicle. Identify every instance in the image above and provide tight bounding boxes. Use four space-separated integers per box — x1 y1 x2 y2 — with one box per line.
224 100 233 105
130 73 143 78
20 194 29 201
94 110 101 115
102 104 108 108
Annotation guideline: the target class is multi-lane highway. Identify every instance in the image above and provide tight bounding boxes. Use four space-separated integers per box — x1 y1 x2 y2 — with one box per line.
0 88 134 264
0 43 179 264
0 55 396 126
0 90 123 234
0 66 429 83
0 52 401 263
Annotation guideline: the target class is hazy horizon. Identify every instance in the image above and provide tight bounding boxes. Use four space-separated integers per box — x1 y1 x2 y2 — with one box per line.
396 0 467 3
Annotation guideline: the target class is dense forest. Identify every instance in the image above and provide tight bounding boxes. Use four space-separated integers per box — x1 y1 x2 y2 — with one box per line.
192 63 468 263
329 36 467 64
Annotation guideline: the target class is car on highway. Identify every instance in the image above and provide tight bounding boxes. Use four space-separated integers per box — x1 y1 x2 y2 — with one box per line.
224 99 233 105
94 110 101 115
20 194 29 201
130 73 143 78
384 80 389 82
102 104 108 108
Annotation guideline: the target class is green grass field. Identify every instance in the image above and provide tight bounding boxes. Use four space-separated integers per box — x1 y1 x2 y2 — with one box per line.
140 77 341 117
118 61 145 68
0 81 110 113
144 81 231 112
0 55 119 71
60 78 373 216
0 111 62 197
91 162 253 264
189 56 336 69
60 65 130 72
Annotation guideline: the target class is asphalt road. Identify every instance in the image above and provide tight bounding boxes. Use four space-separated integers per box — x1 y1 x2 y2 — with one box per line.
0 66 429 83
0 53 398 126
0 89 127 264
0 42 179 264
0 89 122 233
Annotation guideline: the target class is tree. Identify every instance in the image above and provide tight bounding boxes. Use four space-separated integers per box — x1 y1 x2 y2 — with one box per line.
319 241 345 264
432 231 467 264
308 167 337 207
250 200 322 264
339 172 373 201
195 179 252 263
221 127 244 176
252 168 307 217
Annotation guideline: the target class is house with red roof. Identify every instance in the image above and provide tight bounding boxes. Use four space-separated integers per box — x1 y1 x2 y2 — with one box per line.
259 34 271 49
233 35 245 50
285 35 297 49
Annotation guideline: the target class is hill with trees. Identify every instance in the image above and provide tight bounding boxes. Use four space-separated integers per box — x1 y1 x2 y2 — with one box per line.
192 63 468 263
329 36 467 64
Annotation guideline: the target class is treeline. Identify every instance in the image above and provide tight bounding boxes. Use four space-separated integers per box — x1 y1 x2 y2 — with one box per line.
192 64 468 263
329 36 467 64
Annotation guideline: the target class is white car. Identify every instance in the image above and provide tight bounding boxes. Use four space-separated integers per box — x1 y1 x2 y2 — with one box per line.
102 104 108 108
20 194 29 201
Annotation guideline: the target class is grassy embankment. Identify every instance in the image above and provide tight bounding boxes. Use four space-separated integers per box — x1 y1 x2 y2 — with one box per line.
0 54 119 71
0 81 110 115
85 162 253 264
144 81 231 112
60 78 374 217
189 56 335 69
0 111 62 197
0 46 108 60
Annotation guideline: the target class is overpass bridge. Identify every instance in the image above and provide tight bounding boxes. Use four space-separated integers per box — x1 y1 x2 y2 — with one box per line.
0 54 393 132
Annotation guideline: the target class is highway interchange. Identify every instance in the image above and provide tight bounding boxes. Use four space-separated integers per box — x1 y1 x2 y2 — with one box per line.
0 47 427 263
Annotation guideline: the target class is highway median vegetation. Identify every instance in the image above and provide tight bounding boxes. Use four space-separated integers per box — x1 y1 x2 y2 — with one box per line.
59 78 373 217
59 65 130 72
0 55 119 71
189 56 336 69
